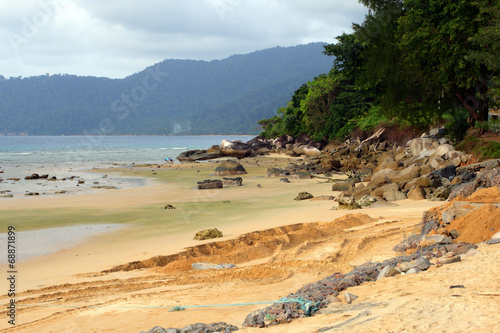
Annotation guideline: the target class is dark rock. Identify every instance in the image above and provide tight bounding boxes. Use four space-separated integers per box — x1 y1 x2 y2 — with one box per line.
197 179 223 190
214 160 247 176
25 173 40 180
279 178 290 183
164 205 176 209
25 192 39 196
431 164 457 180
91 186 117 189
177 149 222 162
193 228 223 240
427 185 452 201
294 192 314 201
222 177 243 186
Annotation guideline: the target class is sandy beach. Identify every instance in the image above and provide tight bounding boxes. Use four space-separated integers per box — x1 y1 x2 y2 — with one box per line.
0 156 498 332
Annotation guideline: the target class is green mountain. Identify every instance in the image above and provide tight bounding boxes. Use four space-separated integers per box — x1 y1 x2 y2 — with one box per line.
0 43 332 135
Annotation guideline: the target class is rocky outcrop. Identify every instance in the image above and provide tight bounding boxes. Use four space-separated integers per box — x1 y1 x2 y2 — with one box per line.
220 140 253 158
140 322 239 333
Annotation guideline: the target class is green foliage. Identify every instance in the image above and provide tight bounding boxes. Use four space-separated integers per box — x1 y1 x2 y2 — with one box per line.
354 106 391 132
455 135 500 161
444 108 471 142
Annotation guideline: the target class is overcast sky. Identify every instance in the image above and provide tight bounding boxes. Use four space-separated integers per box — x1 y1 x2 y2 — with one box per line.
0 0 368 79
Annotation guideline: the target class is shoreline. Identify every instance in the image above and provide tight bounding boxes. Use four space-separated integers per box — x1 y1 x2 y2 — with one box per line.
0 155 498 332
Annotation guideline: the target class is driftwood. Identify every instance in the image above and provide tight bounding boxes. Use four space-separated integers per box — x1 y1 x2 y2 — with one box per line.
355 128 385 152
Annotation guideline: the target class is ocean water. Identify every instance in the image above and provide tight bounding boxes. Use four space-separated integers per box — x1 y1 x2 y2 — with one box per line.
0 135 252 196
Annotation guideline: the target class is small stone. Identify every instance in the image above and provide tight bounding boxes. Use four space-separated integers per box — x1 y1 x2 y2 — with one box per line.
294 191 314 201
193 228 223 240
257 184 262 188
344 292 358 304
406 267 422 274
164 204 176 210
279 178 290 183
436 255 461 267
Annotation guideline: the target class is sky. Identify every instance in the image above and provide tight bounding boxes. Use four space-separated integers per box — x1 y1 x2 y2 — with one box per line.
0 0 368 79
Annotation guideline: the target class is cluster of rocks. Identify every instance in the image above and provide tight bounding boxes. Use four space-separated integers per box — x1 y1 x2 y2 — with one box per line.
197 161 246 189
242 242 476 328
140 322 238 333
177 134 324 162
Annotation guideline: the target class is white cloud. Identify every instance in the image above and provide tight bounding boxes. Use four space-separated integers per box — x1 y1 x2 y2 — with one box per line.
0 0 367 78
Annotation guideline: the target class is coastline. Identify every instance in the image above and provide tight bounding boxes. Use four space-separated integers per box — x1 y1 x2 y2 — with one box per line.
0 155 498 332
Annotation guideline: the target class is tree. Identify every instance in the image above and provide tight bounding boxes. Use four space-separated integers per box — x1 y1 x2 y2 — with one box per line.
396 0 497 123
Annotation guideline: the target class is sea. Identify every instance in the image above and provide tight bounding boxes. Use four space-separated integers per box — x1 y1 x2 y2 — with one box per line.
0 135 252 197
0 135 252 263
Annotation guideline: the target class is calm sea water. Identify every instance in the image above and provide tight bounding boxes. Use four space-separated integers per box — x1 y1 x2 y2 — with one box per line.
0 135 252 196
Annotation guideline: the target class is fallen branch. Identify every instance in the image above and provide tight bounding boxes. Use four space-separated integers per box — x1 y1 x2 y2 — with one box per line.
355 128 385 152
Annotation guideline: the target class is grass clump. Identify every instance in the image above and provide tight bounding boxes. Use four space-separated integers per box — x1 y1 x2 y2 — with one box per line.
456 135 500 162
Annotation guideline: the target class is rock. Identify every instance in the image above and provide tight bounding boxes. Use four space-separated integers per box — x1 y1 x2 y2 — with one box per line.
487 238 500 245
222 177 243 186
0 194 14 198
406 267 422 274
25 192 39 196
197 179 223 189
404 176 431 191
191 263 237 270
335 194 362 210
436 255 461 267
409 138 435 156
25 173 40 180
441 203 480 224
427 185 452 201
55 190 67 194
310 195 335 201
370 183 399 197
399 257 431 272
391 166 421 185
214 160 247 176
358 195 377 207
431 164 457 180
193 228 223 240
344 292 358 304
407 186 426 200
370 169 397 188
383 189 407 202
164 205 176 209
145 327 167 333
332 182 353 192
177 149 222 162
91 186 117 189
145 323 239 333
449 229 460 239
294 192 314 201
419 234 452 248
279 178 290 183
376 265 400 281
257 184 262 188
220 139 252 158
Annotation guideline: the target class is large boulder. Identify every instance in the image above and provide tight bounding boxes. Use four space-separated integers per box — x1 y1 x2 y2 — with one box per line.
370 183 399 197
177 149 222 162
220 140 252 158
391 166 421 185
383 189 407 202
334 193 362 210
214 160 247 176
370 169 397 188
407 186 426 200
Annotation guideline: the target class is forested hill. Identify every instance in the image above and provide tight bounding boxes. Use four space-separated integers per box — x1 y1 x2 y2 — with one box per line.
0 43 332 135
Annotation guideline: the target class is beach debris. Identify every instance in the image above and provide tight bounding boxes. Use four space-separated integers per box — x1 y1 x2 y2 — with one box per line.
141 322 239 333
191 263 236 270
344 292 359 304
193 228 223 240
294 191 314 201
450 285 465 289
214 160 248 176
163 204 176 210
222 177 243 186
197 179 223 190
